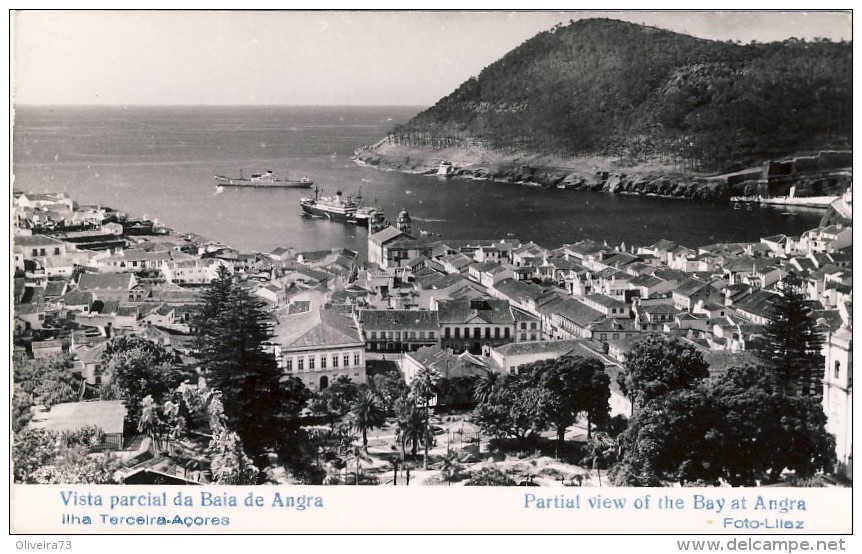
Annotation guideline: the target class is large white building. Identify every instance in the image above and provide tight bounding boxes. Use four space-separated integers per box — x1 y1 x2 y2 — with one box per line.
274 309 366 392
161 258 233 285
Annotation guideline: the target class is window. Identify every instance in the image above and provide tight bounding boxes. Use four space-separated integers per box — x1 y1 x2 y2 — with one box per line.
520 334 526 341
444 328 450 339
486 327 491 338
410 331 416 339
530 322 537 330
613 333 619 340
354 354 360 366
309 357 315 370
344 354 350 367
370 331 377 339
600 334 607 340
320 356 327 369
454 328 460 338
298 358 304 371
31 249 38 256
54 247 60 255
39 248 46 256
428 332 435 339
834 360 841 379
474 328 481 339
504 328 510 338
495 328 500 338
332 355 338 368
285 359 293 371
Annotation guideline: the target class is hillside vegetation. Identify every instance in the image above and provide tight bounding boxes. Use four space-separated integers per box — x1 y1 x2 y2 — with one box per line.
386 18 851 174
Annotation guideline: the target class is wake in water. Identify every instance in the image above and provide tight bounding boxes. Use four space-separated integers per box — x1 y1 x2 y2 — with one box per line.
412 217 447 222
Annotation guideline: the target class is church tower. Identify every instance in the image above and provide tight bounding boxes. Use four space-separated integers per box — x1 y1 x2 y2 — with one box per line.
397 209 411 235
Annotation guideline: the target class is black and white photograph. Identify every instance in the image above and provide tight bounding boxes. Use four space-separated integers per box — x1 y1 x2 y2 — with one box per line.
8 8 853 536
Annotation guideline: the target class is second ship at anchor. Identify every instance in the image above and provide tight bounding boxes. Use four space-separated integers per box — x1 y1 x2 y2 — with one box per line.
300 187 386 231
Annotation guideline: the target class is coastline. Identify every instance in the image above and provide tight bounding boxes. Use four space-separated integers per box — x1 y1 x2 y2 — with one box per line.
354 141 851 205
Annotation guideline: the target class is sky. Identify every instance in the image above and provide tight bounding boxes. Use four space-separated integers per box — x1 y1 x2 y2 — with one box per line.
10 10 853 106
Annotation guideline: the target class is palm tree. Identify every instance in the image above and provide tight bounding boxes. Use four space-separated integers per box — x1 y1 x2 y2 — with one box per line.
441 450 462 486
349 391 386 448
394 395 424 460
410 367 441 469
473 370 505 404
345 445 372 486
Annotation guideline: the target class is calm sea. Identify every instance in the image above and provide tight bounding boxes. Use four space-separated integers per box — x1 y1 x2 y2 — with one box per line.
13 105 822 259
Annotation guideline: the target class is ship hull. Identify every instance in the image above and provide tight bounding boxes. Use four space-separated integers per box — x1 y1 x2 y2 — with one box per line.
215 177 313 189
300 202 356 221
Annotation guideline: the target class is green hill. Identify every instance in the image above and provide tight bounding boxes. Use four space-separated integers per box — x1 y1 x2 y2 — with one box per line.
388 18 851 173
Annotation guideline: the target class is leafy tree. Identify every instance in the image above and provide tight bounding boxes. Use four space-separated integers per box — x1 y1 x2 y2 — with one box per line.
195 265 311 463
582 431 617 486
465 466 516 486
755 277 825 397
12 354 81 432
617 333 709 413
366 371 408 416
311 376 361 427
473 372 550 441
104 335 190 422
13 428 58 483
208 426 260 485
31 450 121 485
349 390 387 447
13 427 121 484
436 375 479 406
410 366 441 469
532 355 610 445
612 388 719 486
611 364 836 487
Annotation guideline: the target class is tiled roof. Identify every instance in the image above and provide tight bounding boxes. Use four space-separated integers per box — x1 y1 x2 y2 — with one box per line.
14 234 67 247
494 339 586 357
437 298 514 325
369 226 407 245
629 274 664 288
44 281 68 297
74 342 108 364
30 400 126 435
585 293 625 308
63 290 94 306
282 309 363 350
405 346 489 379
492 278 547 302
552 297 604 327
673 278 711 298
733 289 780 317
78 273 134 291
358 309 440 331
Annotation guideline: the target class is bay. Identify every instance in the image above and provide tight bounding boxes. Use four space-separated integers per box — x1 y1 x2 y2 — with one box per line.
12 105 822 258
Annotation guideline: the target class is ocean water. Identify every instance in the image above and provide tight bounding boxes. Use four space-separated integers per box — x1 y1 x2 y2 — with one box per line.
12 105 823 259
